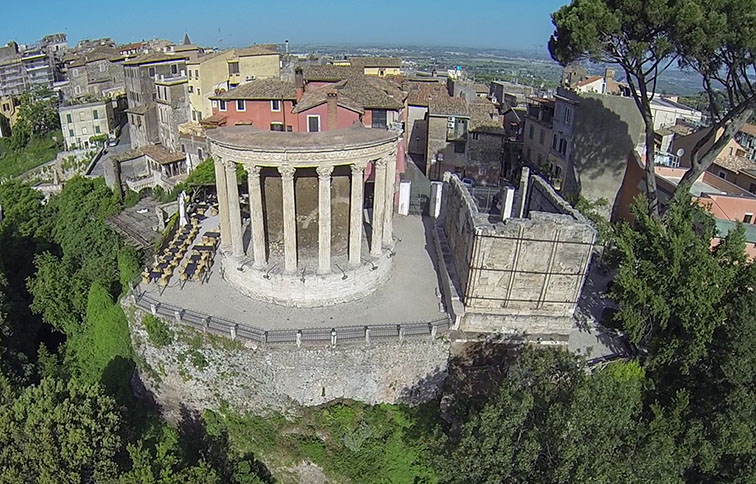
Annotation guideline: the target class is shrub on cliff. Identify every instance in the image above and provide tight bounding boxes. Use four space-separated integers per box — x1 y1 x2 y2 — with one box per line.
143 314 173 347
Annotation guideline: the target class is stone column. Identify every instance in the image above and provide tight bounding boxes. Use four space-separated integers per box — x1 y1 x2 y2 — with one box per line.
225 161 244 257
370 158 387 258
247 165 266 268
278 165 297 273
349 163 366 266
213 156 231 252
317 165 333 274
382 149 397 247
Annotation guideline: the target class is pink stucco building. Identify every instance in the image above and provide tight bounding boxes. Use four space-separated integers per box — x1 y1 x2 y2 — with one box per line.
202 67 408 204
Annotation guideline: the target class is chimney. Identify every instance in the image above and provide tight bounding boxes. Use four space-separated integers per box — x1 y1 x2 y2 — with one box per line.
327 90 338 131
294 67 304 101
604 67 615 80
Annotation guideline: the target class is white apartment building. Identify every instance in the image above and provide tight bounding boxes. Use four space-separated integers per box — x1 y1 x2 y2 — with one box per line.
59 99 115 150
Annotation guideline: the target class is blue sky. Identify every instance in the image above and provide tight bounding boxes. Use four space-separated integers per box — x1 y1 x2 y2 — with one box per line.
4 0 568 51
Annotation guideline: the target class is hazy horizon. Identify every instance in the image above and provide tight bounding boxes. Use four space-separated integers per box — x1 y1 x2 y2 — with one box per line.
3 0 567 53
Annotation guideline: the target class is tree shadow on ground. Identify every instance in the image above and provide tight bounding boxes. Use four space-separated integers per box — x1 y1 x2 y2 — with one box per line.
101 355 136 406
177 404 275 483
562 95 641 219
438 341 526 430
397 366 448 407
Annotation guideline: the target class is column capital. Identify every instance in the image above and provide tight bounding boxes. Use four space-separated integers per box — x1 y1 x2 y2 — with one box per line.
277 164 295 180
224 159 236 171
374 158 388 168
350 162 366 175
316 165 334 180
249 164 262 176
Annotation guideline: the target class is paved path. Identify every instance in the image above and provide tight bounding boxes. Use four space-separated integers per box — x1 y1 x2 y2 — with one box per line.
140 215 446 330
89 123 131 178
568 260 631 361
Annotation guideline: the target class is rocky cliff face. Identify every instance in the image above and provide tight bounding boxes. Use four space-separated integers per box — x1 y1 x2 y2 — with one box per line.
126 304 451 418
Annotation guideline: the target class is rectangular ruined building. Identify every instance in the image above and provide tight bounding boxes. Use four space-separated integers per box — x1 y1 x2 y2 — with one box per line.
436 168 596 342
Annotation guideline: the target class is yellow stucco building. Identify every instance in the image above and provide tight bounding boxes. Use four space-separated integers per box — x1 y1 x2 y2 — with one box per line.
350 57 401 77
187 45 280 121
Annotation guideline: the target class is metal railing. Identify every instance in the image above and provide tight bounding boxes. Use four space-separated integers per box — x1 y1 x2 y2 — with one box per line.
130 284 450 346
468 186 502 212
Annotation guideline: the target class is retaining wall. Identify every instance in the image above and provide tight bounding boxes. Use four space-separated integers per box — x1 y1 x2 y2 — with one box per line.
126 303 451 417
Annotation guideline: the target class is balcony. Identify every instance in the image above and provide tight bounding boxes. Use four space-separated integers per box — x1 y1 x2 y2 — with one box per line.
156 71 187 84
654 151 680 168
526 97 555 127
446 118 468 142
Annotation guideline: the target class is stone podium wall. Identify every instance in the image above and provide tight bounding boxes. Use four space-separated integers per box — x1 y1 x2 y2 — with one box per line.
126 305 450 418
465 213 594 318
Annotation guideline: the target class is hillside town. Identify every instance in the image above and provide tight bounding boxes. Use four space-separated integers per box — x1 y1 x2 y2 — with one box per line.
0 0 755 481
2 33 754 258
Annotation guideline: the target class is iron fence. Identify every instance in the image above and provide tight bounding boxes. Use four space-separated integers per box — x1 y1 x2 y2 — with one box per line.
131 284 450 346
408 194 430 216
468 186 502 213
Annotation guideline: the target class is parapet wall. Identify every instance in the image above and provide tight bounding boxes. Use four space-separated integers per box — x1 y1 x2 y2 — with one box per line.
441 173 596 337
526 174 589 221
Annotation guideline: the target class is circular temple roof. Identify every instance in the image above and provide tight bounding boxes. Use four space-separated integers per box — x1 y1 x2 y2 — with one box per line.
206 125 399 153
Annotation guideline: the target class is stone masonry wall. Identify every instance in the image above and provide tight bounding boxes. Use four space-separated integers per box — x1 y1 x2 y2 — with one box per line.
441 173 596 337
126 304 451 418
527 175 589 220
466 212 594 318
441 171 477 296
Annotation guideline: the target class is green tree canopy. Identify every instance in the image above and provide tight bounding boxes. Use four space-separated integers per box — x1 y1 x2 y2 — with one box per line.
673 0 756 187
439 347 696 484
0 377 122 484
11 86 60 149
549 0 686 215
186 157 216 186
611 195 743 375
550 0 756 212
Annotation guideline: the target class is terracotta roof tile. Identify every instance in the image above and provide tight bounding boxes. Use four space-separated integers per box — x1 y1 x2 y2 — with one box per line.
115 144 186 165
575 75 603 87
172 44 200 52
211 79 297 100
142 145 187 165
292 76 403 113
714 155 756 174
292 82 362 114
740 123 756 137
236 44 278 56
406 83 447 106
429 97 470 117
470 100 503 132
123 52 188 65
303 65 358 82
187 50 227 65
